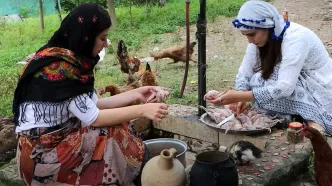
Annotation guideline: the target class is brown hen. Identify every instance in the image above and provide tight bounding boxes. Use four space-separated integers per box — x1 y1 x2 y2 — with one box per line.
100 63 157 97
152 42 197 64
302 126 332 186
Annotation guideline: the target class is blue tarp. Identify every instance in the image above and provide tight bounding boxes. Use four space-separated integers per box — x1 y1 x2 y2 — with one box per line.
0 0 59 16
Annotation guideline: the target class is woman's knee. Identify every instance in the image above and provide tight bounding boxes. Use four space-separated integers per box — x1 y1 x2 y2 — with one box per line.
307 120 325 131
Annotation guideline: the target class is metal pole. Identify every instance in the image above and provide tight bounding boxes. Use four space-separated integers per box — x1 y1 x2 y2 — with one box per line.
179 0 191 98
196 0 206 116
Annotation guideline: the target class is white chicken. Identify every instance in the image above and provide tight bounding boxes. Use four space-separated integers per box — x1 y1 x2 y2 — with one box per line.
99 39 112 61
95 39 112 73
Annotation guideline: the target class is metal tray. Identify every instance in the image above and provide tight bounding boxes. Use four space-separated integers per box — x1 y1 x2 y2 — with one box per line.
199 113 280 135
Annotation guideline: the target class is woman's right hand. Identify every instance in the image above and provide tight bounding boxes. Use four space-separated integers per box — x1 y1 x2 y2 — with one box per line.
229 102 250 116
141 103 168 122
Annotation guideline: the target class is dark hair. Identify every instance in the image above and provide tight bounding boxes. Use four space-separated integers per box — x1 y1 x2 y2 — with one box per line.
95 5 112 36
44 3 112 58
255 29 282 80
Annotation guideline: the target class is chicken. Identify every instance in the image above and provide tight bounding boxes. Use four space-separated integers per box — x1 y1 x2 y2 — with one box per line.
152 41 197 64
117 40 143 84
100 62 157 96
99 39 112 62
302 126 332 186
101 82 141 97
95 39 112 73
227 141 263 165
137 62 158 86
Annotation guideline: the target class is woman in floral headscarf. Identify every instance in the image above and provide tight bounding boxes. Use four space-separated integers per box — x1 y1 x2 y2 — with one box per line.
205 0 332 136
13 3 168 186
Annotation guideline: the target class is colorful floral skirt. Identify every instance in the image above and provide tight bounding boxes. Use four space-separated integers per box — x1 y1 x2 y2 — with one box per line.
16 119 151 186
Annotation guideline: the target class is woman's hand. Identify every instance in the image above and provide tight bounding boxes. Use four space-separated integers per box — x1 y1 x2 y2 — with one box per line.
134 86 158 103
229 102 250 116
206 90 255 106
134 86 170 103
206 90 240 105
141 103 168 122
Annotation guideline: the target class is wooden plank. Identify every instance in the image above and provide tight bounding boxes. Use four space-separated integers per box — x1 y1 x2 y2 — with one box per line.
153 115 219 144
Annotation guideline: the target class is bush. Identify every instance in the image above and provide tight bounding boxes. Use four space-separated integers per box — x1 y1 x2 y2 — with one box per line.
19 7 30 18
60 0 108 12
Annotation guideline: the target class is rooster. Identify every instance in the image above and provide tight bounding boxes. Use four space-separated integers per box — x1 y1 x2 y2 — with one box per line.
302 126 332 186
152 41 197 64
100 63 157 96
117 40 143 84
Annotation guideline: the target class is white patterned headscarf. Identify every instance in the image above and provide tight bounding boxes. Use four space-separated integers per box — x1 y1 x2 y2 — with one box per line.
232 0 290 40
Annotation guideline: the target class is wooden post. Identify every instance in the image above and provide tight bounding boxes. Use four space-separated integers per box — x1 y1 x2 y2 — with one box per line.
179 0 191 98
38 0 44 32
107 0 117 30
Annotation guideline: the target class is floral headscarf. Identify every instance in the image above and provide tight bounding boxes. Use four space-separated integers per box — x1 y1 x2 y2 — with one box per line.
12 3 111 127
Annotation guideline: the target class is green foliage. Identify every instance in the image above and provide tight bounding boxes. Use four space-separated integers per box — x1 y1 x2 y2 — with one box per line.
308 152 315 181
19 7 30 18
60 0 108 12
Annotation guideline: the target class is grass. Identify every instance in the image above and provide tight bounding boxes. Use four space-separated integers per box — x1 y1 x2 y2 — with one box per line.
308 152 315 181
0 0 246 116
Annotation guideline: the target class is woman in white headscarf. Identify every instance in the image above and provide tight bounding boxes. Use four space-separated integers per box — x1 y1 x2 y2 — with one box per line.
205 0 332 135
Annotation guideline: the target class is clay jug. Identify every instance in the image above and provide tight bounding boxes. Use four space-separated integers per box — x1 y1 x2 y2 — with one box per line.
141 148 185 186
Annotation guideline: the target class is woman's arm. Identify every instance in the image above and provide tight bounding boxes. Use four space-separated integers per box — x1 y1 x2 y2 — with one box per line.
69 93 168 127
96 86 161 110
235 43 259 91
91 103 167 127
96 89 139 110
209 32 310 106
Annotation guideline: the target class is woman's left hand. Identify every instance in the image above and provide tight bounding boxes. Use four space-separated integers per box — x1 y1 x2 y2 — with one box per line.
133 86 156 103
207 90 241 106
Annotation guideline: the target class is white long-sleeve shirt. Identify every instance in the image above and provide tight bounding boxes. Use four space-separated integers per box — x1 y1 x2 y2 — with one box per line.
234 22 332 134
235 22 331 105
15 92 100 133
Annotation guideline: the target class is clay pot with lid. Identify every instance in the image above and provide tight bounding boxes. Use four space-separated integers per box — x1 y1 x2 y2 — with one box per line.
141 148 186 186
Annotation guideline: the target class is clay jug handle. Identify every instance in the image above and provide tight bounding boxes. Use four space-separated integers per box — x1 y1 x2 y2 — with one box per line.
169 148 177 158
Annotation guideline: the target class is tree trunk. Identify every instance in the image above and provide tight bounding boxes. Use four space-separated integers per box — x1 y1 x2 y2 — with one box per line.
129 0 133 26
54 0 62 23
38 0 44 32
107 0 117 30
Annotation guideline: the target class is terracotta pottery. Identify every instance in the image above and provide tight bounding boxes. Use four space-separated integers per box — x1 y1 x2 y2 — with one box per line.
141 148 186 186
